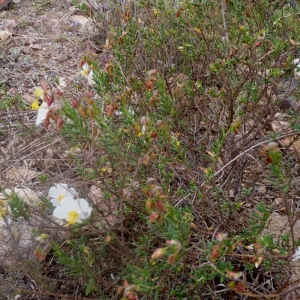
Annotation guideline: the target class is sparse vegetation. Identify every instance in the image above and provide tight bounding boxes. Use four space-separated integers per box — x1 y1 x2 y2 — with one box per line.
2 0 300 299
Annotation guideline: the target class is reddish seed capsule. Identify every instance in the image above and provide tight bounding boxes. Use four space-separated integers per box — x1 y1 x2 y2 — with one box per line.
255 41 262 48
57 117 64 129
45 110 52 120
236 282 245 293
71 100 80 108
86 107 95 119
118 36 124 44
134 124 141 136
44 119 50 129
151 248 166 260
146 81 154 91
87 98 94 105
56 89 63 96
167 254 176 264
77 106 86 120
46 95 54 107
149 211 159 223
156 201 165 211
107 104 115 117
210 245 219 262
150 130 158 139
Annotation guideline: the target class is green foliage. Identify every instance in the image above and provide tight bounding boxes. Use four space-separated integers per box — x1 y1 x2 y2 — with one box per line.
6 0 300 298
9 192 30 221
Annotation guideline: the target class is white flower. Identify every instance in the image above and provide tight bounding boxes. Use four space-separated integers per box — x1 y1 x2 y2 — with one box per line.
53 198 92 225
36 101 50 126
292 246 300 261
81 63 95 86
48 183 77 207
293 58 300 78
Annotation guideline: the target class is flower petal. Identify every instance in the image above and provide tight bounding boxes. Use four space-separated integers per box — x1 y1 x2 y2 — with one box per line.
78 207 92 220
58 183 68 188
53 207 68 219
83 206 92 218
68 187 77 195
60 197 76 210
57 183 69 195
82 63 89 70
36 105 49 126
65 189 77 198
50 198 60 207
48 187 59 198
74 198 89 212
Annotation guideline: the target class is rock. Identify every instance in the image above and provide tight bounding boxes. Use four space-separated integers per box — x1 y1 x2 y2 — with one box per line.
276 94 299 111
0 29 11 41
0 19 16 30
276 77 299 95
0 0 11 11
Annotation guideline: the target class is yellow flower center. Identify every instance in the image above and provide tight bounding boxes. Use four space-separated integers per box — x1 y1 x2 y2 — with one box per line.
31 99 40 110
58 195 65 203
67 211 79 225
81 69 89 76
35 87 44 99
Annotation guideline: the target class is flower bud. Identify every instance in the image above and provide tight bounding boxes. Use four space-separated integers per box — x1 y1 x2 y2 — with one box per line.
86 107 95 119
150 130 158 139
105 63 112 76
107 104 115 117
143 154 150 165
56 89 63 96
228 281 236 290
149 211 159 223
156 201 165 212
72 99 80 108
117 286 124 295
134 124 141 136
146 199 154 212
146 80 154 91
226 270 243 280
216 232 227 243
149 185 163 197
57 117 64 129
236 282 245 293
167 253 176 264
190 223 199 231
34 247 47 261
118 36 124 44
151 247 166 260
44 119 50 129
45 110 52 120
149 97 156 106
46 95 54 107
105 236 112 243
87 98 94 105
77 106 86 120
210 245 219 262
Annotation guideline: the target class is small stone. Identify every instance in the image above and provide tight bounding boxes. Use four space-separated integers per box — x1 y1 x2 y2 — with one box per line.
276 77 299 95
276 94 299 111
0 0 12 11
21 47 30 55
258 186 267 194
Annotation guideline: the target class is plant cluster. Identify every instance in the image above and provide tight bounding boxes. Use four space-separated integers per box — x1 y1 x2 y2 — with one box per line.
2 0 300 299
